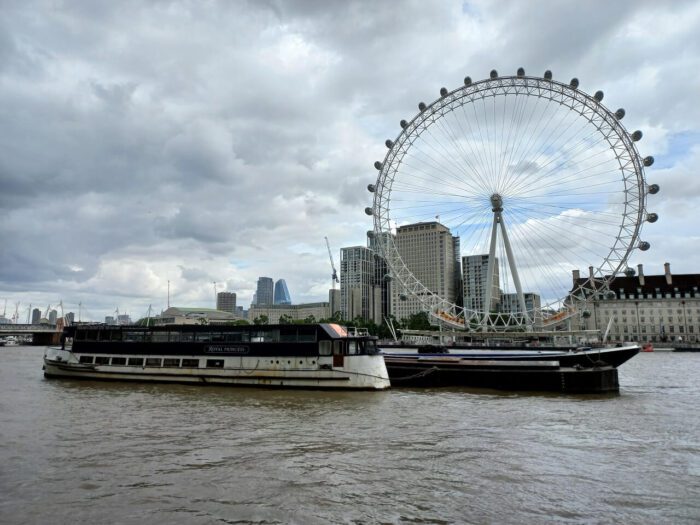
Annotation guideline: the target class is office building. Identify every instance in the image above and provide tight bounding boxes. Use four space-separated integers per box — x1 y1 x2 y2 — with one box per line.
105 316 115 324
274 279 292 305
256 277 274 305
48 309 58 325
463 254 500 313
340 240 387 324
216 292 237 314
501 292 542 327
31 308 41 324
65 312 75 325
329 289 341 319
391 221 460 322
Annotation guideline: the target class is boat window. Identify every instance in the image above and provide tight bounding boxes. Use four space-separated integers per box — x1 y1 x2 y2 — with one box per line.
111 357 126 365
251 330 280 343
151 332 168 342
79 355 94 364
124 331 144 343
298 331 316 343
319 341 332 355
348 341 358 355
333 341 343 355
180 332 194 342
107 330 122 342
210 332 225 342
224 332 249 342
196 332 212 342
86 330 99 341
128 358 144 366
181 359 199 367
163 358 180 367
146 358 162 367
364 340 377 354
168 332 181 343
95 356 110 365
206 359 224 368
280 329 297 342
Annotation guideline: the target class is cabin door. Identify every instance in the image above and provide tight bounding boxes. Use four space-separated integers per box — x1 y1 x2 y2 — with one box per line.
333 341 344 367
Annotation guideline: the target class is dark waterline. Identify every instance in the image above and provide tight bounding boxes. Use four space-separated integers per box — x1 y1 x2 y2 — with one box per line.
1 347 698 524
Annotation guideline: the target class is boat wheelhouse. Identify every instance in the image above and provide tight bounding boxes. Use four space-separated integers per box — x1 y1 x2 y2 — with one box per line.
43 323 390 390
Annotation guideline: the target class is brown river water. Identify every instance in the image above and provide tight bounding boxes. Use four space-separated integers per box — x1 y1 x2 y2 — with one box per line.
0 346 698 524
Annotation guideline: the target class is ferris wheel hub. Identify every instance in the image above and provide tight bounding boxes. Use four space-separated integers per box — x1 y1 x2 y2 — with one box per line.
490 193 503 212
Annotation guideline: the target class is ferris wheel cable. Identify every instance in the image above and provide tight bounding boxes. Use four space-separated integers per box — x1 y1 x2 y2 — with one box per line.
403 137 490 195
515 166 628 197
505 208 617 260
506 114 588 196
502 95 566 191
506 130 609 196
511 154 624 197
435 105 493 188
504 205 623 233
516 178 621 199
506 199 624 230
495 90 533 188
468 98 498 181
391 175 479 198
399 155 482 196
498 94 553 192
453 102 496 190
422 118 493 191
520 125 605 178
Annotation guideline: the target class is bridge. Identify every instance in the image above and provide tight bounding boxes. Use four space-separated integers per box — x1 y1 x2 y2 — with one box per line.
0 324 62 345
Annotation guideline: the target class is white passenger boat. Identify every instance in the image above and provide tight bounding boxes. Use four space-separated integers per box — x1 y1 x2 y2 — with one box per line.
44 323 390 390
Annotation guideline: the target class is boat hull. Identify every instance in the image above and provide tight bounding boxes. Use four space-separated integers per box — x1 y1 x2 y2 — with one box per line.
381 345 639 392
43 349 390 390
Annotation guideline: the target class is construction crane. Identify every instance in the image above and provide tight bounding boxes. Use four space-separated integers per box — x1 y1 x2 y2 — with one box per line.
324 237 339 290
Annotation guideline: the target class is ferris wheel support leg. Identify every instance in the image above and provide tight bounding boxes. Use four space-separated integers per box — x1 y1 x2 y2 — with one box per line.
499 214 532 330
482 213 499 331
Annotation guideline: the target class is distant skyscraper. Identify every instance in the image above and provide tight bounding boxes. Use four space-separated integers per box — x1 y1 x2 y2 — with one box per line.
31 308 41 324
340 234 388 323
463 254 500 313
65 312 75 325
105 316 115 324
117 314 131 325
274 279 292 305
256 277 274 305
217 291 237 313
48 309 58 324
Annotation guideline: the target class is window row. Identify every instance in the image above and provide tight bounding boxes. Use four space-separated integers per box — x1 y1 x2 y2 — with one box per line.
78 356 223 368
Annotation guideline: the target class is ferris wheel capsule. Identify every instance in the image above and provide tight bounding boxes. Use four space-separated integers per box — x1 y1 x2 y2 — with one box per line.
648 184 660 194
594 91 604 101
374 161 382 170
367 184 375 193
570 78 579 88
490 69 498 79
364 207 373 216
517 67 525 77
385 139 394 148
643 156 654 167
615 108 626 120
646 213 658 223
464 76 472 86
400 120 407 128
418 102 426 111
639 241 651 251
631 130 643 141
544 70 553 80
440 87 448 97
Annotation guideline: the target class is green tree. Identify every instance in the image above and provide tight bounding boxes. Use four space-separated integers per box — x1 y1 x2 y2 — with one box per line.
253 314 269 325
278 314 294 324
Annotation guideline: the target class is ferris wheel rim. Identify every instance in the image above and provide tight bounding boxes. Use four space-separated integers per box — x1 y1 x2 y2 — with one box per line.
370 71 652 329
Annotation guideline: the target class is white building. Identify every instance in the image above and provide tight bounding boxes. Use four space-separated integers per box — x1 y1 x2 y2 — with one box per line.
156 307 239 325
391 221 460 322
501 292 542 327
248 302 330 324
573 263 700 343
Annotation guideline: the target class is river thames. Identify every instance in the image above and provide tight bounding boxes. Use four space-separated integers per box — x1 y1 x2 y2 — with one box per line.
0 346 698 524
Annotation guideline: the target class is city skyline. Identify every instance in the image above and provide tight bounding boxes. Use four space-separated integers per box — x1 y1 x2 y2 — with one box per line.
1 2 698 321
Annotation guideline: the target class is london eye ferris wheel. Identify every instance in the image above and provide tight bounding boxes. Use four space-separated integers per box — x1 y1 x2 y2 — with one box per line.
366 68 659 331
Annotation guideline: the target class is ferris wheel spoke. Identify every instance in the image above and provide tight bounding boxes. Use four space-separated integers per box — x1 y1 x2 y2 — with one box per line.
435 111 493 194
401 155 482 196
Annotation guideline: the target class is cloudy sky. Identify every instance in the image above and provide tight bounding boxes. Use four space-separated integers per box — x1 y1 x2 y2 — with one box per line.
1 0 699 322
